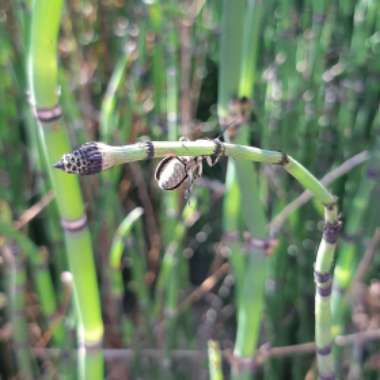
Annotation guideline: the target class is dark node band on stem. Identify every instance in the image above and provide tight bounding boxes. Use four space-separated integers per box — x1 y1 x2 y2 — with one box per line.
319 373 336 380
314 270 331 284
61 215 88 233
243 232 277 256
367 167 378 179
277 152 289 166
324 199 338 210
316 343 332 356
323 220 342 244
144 140 155 160
314 270 332 297
33 104 63 123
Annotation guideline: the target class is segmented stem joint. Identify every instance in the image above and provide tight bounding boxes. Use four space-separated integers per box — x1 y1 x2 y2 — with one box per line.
61 215 88 233
33 104 62 123
323 220 342 244
144 140 155 160
314 270 332 298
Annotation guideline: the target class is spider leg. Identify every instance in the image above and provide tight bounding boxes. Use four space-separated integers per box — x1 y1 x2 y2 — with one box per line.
208 138 224 166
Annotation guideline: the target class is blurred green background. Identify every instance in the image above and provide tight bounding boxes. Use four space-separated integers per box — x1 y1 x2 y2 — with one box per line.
0 0 379 379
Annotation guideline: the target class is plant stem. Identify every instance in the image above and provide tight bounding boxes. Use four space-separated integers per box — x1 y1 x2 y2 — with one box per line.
55 139 336 204
55 138 340 378
208 340 224 380
28 0 104 377
2 244 35 380
0 223 63 345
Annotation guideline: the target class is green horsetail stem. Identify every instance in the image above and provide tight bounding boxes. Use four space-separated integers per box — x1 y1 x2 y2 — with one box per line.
28 1 104 377
208 340 224 380
219 2 267 378
3 244 35 379
0 223 63 345
55 139 340 378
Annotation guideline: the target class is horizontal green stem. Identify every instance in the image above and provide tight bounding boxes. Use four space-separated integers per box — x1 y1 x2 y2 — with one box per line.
56 140 335 206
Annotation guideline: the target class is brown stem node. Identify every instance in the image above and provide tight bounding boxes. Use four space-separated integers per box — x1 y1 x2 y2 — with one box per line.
323 220 342 244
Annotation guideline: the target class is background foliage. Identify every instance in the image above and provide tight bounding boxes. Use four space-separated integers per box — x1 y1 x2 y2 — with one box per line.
0 0 379 379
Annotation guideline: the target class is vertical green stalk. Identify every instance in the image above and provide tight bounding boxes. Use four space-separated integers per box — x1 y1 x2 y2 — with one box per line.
0 223 63 345
208 340 224 380
314 203 339 380
146 0 165 115
332 133 380 335
4 244 35 380
109 208 144 343
109 208 144 303
278 157 340 380
219 1 268 379
239 0 264 96
28 0 104 378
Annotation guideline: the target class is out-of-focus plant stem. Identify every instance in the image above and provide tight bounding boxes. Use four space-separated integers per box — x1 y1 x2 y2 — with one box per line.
2 243 34 380
0 223 63 345
219 1 268 379
208 340 224 380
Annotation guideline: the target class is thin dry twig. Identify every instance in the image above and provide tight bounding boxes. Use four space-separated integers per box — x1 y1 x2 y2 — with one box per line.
14 191 54 230
269 150 369 235
178 262 230 312
31 327 380 361
335 328 380 346
349 228 380 299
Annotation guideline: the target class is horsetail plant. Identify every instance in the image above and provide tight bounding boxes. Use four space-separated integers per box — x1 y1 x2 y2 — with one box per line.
0 223 63 346
208 340 224 380
109 207 144 343
28 0 104 378
218 2 269 379
332 133 380 342
1 240 35 380
55 137 341 379
1 1 378 379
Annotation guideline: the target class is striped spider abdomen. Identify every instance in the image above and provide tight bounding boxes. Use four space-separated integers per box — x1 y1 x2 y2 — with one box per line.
155 156 189 190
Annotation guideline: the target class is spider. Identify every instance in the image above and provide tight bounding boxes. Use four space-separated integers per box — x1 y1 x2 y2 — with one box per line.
154 139 223 199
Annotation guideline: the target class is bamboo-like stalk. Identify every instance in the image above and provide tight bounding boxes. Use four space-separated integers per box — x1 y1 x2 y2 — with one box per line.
146 1 165 115
109 208 144 343
161 17 193 355
55 138 340 378
208 340 224 380
0 223 63 345
2 243 35 380
99 54 129 144
220 2 268 379
28 0 104 378
332 134 380 337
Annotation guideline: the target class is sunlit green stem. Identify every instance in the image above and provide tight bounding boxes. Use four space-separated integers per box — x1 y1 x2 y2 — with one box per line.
28 0 104 378
208 340 224 380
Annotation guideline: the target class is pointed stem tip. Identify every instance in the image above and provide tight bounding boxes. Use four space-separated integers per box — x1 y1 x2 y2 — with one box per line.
53 159 65 170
